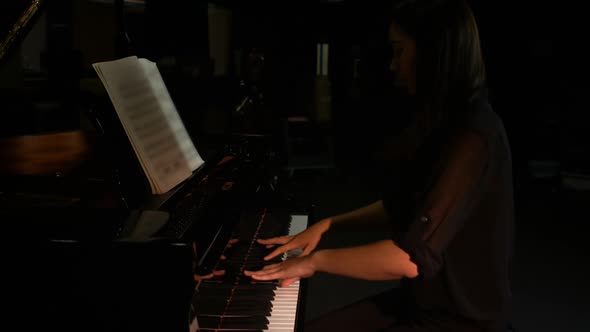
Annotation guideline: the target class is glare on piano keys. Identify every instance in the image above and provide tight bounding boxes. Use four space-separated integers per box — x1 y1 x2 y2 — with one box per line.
191 211 308 332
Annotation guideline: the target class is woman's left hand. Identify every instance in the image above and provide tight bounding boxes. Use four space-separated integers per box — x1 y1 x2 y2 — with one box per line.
244 255 315 287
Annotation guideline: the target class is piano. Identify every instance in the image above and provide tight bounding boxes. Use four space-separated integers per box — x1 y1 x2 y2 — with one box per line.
1 1 313 331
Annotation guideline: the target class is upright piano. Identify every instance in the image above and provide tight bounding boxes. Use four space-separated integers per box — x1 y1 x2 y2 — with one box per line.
1 1 312 331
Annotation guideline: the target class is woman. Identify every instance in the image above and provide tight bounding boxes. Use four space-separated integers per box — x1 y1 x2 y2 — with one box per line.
245 0 514 331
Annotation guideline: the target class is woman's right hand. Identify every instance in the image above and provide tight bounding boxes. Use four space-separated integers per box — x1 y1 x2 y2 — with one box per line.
257 217 333 261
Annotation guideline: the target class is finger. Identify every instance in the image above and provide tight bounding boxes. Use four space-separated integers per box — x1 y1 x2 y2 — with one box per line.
243 270 255 277
264 244 292 261
280 277 300 287
194 273 214 281
301 245 315 257
247 270 283 281
244 269 276 277
250 265 282 276
225 239 239 249
257 236 291 245
244 264 281 276
212 270 226 276
261 262 281 270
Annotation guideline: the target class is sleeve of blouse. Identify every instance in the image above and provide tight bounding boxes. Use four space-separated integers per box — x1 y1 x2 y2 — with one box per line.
397 130 489 279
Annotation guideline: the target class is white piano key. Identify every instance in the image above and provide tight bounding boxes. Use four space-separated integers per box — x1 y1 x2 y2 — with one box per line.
266 216 306 332
288 215 308 236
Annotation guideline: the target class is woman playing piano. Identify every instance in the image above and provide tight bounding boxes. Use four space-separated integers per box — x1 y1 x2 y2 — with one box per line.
244 0 514 331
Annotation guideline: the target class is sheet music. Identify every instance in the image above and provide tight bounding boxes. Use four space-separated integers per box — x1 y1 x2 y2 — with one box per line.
138 58 204 172
93 56 203 194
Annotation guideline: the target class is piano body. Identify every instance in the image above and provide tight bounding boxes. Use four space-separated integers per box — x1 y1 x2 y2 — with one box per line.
0 1 315 331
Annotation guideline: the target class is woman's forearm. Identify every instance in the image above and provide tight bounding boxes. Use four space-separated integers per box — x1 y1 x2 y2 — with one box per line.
309 239 418 280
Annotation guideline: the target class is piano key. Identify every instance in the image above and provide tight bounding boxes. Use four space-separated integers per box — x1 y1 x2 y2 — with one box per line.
199 281 277 290
224 307 274 316
198 288 276 297
195 290 277 299
287 215 307 236
193 213 308 332
262 215 307 332
198 329 264 332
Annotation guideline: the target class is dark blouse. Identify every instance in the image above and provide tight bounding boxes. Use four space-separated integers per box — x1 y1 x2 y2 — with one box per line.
382 92 514 331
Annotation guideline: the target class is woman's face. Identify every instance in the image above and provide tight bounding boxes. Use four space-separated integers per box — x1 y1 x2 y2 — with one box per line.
389 22 416 95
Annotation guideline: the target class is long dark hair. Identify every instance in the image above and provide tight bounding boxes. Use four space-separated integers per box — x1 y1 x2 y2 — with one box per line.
390 0 486 137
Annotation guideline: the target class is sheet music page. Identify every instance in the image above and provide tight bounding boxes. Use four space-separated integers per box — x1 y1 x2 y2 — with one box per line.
93 56 157 192
92 56 193 194
138 58 204 172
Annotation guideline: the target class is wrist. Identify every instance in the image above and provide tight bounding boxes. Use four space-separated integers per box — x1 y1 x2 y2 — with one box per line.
308 250 323 274
325 217 335 230
317 217 333 233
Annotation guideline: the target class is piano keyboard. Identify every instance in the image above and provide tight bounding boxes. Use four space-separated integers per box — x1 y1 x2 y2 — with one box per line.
192 212 308 332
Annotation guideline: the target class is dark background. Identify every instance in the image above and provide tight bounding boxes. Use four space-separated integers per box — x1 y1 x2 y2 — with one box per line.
1 0 589 330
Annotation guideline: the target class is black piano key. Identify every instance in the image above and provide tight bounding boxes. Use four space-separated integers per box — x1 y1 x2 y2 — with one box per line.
231 278 277 285
194 298 275 308
257 229 286 238
238 256 283 265
198 271 279 285
199 280 234 287
220 321 268 330
243 255 271 262
218 316 269 329
228 302 275 311
233 286 276 293
224 305 273 316
239 264 265 271
214 261 228 272
201 298 272 306
198 288 276 298
227 304 273 315
222 271 253 283
195 295 275 306
196 315 221 328
194 303 273 315
198 283 276 291
198 329 263 332
230 293 275 302
235 282 277 290
194 307 226 316
199 281 277 290
197 288 275 299
194 295 275 305
217 268 245 280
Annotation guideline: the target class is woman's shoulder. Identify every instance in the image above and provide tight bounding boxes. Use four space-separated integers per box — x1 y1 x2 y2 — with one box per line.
461 89 513 164
466 89 507 140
